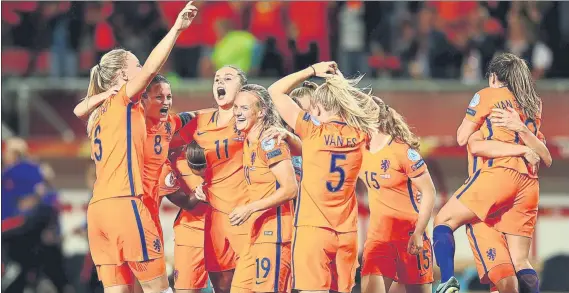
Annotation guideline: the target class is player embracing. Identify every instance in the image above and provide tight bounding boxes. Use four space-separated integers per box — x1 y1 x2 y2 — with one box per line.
268 62 379 293
434 53 551 293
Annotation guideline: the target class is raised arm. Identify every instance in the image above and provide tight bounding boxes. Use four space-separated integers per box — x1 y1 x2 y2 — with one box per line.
73 85 120 120
125 2 198 100
268 61 337 128
468 131 540 166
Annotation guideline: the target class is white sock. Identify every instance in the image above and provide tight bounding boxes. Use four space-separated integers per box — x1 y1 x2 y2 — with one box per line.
160 287 173 293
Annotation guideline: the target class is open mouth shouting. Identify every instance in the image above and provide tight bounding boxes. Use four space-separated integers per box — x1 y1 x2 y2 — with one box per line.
159 106 169 117
216 87 226 99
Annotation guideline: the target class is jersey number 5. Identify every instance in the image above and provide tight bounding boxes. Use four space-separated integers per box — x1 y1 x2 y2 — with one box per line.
93 125 103 161
327 153 346 192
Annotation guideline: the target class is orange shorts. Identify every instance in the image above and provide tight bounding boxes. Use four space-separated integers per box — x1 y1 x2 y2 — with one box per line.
361 235 433 284
455 168 539 237
232 242 292 292
466 222 516 285
173 245 208 290
291 226 358 293
88 197 163 265
204 209 248 273
96 258 166 288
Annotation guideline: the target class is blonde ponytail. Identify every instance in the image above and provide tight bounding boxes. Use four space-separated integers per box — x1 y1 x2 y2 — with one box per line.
311 75 379 136
85 49 130 137
372 96 420 150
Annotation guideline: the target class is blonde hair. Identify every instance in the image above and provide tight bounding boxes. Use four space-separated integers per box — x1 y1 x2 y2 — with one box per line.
372 96 420 150
311 75 379 135
487 52 541 119
239 84 284 133
290 81 318 105
85 49 130 136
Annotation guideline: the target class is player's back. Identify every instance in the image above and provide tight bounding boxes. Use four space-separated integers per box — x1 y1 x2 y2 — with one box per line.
90 86 146 204
294 112 367 232
359 139 427 241
178 110 247 213
467 87 542 177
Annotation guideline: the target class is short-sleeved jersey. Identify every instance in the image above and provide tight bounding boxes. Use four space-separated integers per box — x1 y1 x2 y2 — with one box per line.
359 139 428 241
243 137 294 244
293 111 367 232
177 110 247 213
90 85 146 204
158 154 209 246
464 87 542 178
142 114 183 213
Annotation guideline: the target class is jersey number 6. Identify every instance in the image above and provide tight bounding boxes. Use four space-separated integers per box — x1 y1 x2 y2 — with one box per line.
93 125 103 161
327 153 346 192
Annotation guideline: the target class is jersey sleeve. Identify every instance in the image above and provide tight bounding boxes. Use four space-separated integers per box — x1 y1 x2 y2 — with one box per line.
464 91 493 125
158 162 180 197
397 145 427 178
294 111 319 139
168 113 182 132
178 117 198 144
260 138 292 166
113 84 140 106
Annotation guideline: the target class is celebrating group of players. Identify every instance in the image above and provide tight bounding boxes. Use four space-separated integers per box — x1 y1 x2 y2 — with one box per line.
73 3 551 293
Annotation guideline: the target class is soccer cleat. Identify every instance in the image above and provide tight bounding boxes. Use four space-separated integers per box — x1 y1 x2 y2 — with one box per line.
436 276 460 293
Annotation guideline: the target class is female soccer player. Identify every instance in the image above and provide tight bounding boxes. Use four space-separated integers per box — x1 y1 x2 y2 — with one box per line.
75 3 197 292
172 65 300 293
268 62 379 293
158 140 210 293
433 53 550 293
229 84 298 293
359 96 436 293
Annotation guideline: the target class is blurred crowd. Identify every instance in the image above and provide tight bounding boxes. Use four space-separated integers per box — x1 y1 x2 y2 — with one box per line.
2 1 569 81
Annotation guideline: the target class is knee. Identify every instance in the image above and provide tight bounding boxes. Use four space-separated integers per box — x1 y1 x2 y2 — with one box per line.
495 276 519 293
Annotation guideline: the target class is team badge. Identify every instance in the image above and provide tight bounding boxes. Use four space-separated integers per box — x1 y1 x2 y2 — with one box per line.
251 152 256 165
261 139 276 151
486 248 496 261
407 149 422 162
381 159 390 172
469 93 481 107
165 172 177 187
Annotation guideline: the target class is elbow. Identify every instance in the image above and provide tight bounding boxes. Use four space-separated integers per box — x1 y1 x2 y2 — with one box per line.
285 183 299 201
544 156 553 168
457 134 469 147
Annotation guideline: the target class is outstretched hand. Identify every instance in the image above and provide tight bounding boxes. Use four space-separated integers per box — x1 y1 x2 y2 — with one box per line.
174 1 198 31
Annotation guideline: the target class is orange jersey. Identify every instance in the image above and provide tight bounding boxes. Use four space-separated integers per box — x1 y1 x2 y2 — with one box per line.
178 110 248 213
465 87 542 178
243 137 294 244
359 139 428 241
158 154 209 246
143 114 183 212
90 85 146 204
293 111 367 232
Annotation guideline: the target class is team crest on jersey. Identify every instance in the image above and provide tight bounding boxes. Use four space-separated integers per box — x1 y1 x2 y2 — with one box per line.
407 149 422 162
251 152 256 165
165 122 172 138
381 159 390 172
469 93 481 107
165 172 177 187
261 139 276 151
486 248 496 261
153 238 161 252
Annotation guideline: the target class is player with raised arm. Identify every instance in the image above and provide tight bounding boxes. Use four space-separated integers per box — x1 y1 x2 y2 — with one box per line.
268 62 379 293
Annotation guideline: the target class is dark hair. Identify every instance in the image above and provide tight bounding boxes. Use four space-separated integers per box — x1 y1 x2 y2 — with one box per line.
143 74 170 98
486 53 541 119
239 84 284 132
290 81 318 105
223 65 248 86
186 140 206 171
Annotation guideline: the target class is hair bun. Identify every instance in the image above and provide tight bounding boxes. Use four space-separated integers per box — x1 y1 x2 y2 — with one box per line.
302 81 318 90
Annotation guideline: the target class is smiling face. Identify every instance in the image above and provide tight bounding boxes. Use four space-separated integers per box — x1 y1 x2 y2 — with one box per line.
233 91 262 132
143 82 173 122
213 67 242 108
